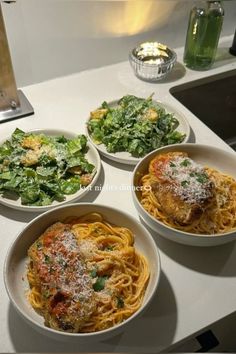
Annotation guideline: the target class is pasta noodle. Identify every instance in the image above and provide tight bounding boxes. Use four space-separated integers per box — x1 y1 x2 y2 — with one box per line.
27 213 149 333
140 155 236 235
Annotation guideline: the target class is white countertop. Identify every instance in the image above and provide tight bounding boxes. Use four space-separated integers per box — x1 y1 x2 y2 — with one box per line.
1 36 236 353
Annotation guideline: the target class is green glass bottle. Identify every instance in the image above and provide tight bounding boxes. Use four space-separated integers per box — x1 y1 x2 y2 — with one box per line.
183 1 224 70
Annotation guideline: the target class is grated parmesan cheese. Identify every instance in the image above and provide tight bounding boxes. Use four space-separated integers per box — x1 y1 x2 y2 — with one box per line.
36 226 95 329
161 156 214 204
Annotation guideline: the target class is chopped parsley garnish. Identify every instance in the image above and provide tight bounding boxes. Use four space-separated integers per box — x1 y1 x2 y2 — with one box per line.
43 290 51 299
195 173 209 184
44 254 51 264
90 268 97 278
170 162 176 168
189 172 209 184
58 258 68 269
93 276 109 292
181 180 190 187
104 245 114 251
180 159 191 167
117 297 124 308
36 241 42 250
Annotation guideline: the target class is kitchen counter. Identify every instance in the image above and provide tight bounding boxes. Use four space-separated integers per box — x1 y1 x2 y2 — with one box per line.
0 35 236 353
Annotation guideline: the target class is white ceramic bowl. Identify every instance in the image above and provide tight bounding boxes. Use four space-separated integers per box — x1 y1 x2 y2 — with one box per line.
86 100 190 165
0 129 101 212
4 203 161 342
132 143 236 247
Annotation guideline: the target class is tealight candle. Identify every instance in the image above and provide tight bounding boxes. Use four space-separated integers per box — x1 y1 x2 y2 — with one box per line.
135 42 169 62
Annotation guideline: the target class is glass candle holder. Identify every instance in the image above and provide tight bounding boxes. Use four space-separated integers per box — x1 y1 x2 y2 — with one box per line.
129 42 177 82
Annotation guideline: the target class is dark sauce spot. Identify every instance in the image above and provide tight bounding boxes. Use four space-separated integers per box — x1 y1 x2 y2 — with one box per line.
50 291 67 309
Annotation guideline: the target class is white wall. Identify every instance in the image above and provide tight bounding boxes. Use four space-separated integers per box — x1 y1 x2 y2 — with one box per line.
2 0 236 87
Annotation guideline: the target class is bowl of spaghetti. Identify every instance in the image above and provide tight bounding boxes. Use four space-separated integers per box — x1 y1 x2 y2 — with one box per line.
4 203 160 341
132 144 236 246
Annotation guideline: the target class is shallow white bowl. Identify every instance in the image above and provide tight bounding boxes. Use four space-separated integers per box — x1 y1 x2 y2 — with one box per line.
86 100 190 165
4 203 161 342
0 129 101 212
132 143 236 247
